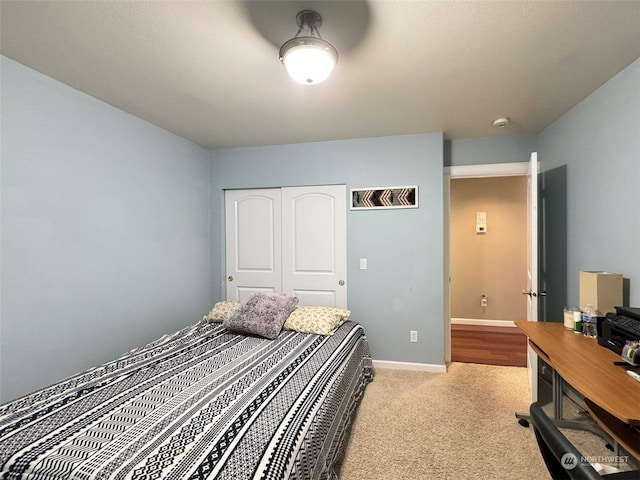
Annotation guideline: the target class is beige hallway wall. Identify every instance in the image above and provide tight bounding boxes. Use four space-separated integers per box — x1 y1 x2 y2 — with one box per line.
450 176 528 320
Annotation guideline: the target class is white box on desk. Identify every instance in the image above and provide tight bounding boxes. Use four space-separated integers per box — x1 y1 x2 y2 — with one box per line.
579 271 622 315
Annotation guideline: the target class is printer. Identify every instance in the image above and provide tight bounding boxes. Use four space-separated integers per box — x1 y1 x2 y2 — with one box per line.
598 306 640 355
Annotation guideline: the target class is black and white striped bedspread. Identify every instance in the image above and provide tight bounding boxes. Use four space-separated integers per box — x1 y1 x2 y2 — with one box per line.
0 320 373 480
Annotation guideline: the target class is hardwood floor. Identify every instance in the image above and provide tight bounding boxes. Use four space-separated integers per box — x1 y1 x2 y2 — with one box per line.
451 324 527 367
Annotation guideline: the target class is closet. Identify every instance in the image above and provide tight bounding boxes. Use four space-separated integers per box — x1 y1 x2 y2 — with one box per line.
225 185 347 308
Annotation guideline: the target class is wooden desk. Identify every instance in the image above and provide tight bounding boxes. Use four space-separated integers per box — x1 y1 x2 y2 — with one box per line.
515 321 640 459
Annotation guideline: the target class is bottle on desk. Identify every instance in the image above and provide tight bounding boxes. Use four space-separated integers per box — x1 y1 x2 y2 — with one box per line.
582 304 598 338
573 308 583 333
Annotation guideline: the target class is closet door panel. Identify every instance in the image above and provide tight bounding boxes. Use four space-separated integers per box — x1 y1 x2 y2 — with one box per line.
225 189 281 301
282 185 347 308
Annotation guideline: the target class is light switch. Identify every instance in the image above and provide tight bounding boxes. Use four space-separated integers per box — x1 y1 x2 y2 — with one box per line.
359 258 368 270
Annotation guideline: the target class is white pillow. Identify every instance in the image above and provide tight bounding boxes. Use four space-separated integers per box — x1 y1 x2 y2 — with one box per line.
283 306 351 335
206 300 240 323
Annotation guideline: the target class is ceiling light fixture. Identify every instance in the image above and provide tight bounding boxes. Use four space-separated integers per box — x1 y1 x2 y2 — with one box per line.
279 10 338 85
493 117 511 128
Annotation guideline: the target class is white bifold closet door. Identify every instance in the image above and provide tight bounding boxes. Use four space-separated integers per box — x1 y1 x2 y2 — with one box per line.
225 185 347 308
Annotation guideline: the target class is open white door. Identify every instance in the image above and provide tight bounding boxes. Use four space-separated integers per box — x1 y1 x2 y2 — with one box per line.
443 172 451 363
525 152 539 402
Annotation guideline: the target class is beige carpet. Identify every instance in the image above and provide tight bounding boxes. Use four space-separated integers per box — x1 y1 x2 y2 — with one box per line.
337 363 618 480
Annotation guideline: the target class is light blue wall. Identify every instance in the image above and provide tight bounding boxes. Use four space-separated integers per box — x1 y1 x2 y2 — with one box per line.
3 51 637 401
0 56 212 403
446 134 538 166
538 58 640 307
210 134 444 366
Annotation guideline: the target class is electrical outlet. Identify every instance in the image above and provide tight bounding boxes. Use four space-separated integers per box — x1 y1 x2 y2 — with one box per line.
410 330 418 343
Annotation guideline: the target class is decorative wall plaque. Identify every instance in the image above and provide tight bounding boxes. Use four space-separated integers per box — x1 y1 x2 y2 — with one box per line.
350 186 418 210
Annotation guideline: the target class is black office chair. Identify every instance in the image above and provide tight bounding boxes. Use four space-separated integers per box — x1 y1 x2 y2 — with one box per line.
529 402 639 479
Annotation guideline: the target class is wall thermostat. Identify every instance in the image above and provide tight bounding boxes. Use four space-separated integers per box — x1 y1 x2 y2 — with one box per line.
476 211 487 234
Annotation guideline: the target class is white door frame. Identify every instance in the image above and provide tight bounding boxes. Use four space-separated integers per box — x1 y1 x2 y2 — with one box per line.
443 162 529 363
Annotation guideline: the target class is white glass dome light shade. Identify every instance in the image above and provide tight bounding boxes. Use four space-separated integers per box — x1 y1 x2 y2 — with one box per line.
279 37 338 85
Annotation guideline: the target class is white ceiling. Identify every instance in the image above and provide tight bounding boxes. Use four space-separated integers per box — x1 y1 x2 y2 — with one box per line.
1 1 639 150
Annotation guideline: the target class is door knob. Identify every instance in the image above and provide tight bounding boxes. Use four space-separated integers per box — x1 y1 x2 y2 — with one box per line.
338 280 345 286
228 276 234 282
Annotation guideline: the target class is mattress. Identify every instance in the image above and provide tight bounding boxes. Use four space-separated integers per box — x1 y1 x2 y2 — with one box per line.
0 320 372 480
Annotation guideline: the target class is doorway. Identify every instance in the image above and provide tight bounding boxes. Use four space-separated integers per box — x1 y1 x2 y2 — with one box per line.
444 163 529 367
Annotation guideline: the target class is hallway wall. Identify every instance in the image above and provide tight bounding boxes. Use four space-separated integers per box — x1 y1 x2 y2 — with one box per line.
450 176 528 321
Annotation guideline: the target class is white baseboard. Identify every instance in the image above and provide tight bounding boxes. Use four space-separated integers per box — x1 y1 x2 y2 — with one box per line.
372 360 447 373
451 318 516 327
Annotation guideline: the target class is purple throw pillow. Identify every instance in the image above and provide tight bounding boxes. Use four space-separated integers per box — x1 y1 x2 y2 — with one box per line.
224 292 299 339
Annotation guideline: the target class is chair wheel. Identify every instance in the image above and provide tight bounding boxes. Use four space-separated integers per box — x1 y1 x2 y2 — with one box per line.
605 443 614 452
518 418 530 428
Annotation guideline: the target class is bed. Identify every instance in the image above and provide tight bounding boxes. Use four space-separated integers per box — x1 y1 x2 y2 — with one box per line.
0 313 372 480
